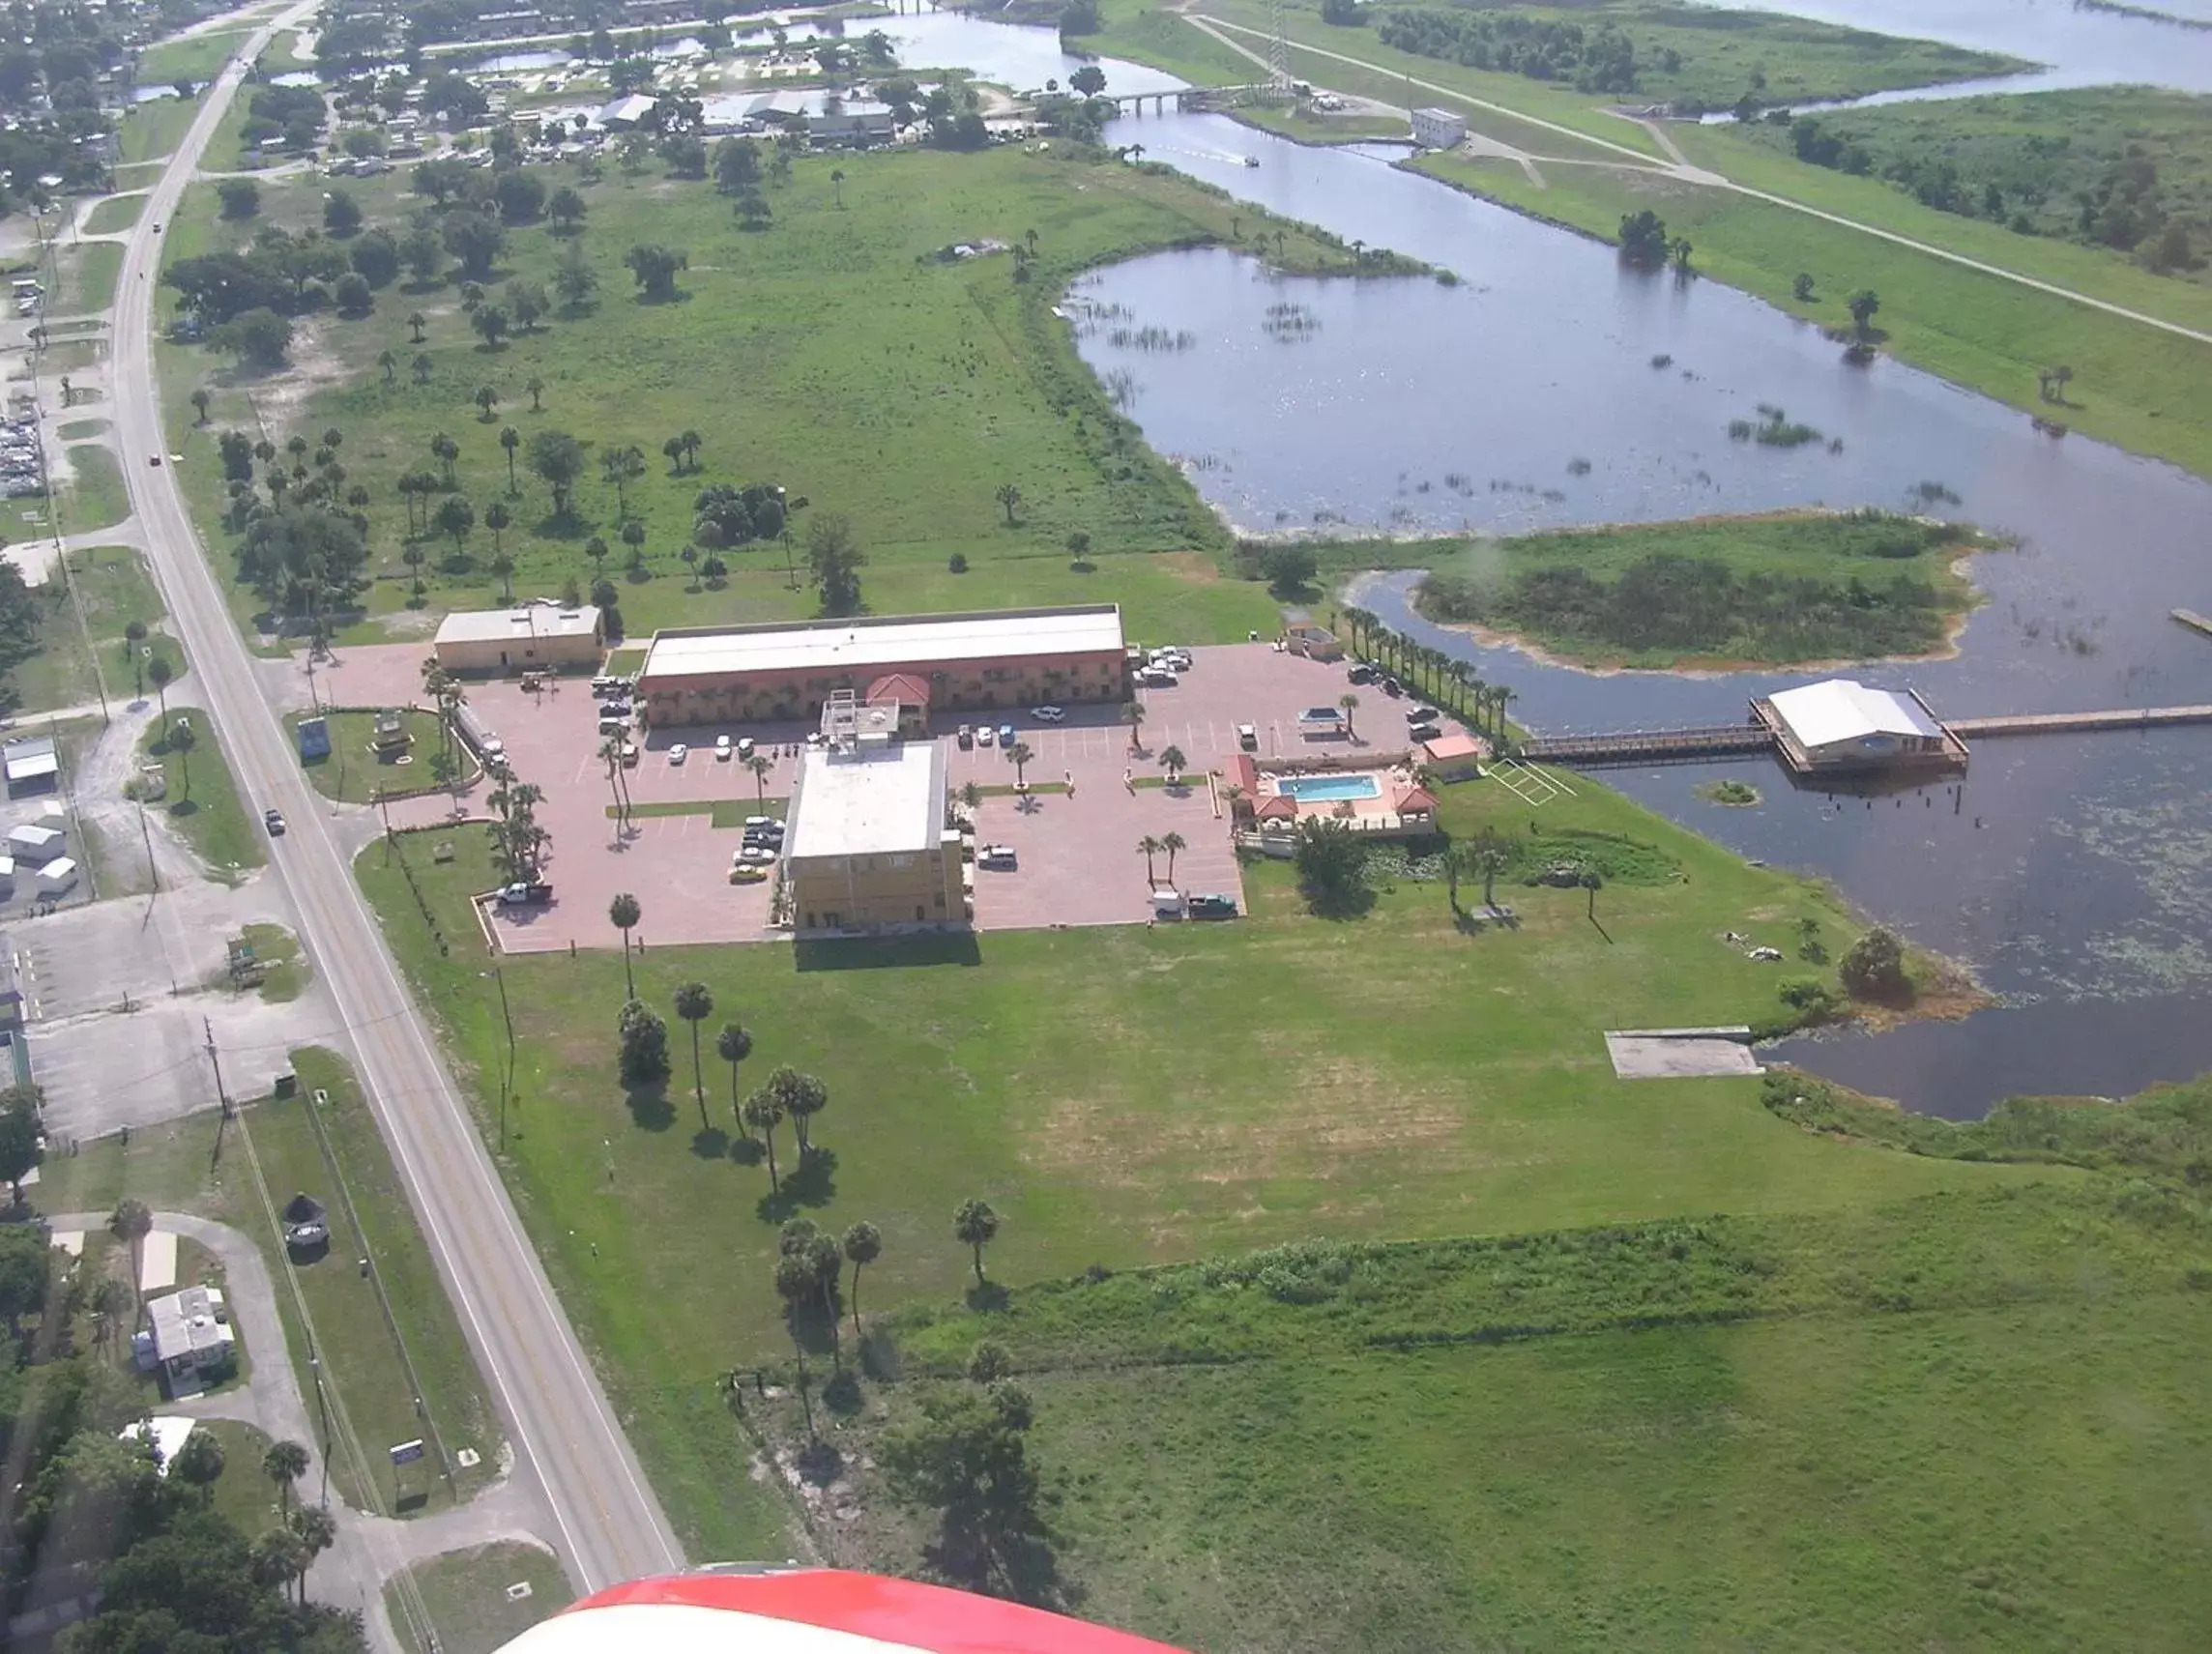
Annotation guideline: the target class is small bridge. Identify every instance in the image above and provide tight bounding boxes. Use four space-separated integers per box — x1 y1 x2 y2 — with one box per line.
1100 82 1288 115
1520 724 1773 767
1946 705 2212 739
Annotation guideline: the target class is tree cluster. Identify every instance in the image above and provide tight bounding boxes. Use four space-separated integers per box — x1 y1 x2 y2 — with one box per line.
1377 10 1640 94
1840 926 1912 1003
690 481 787 549
240 83 328 156
217 424 371 637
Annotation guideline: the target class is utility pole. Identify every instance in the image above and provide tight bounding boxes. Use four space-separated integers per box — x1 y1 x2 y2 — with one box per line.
204 1016 231 1118
493 965 515 1145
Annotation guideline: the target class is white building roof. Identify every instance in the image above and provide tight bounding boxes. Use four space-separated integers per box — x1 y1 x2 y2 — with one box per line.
1767 679 1941 750
147 1285 232 1364
785 743 945 860
597 93 657 125
436 605 600 646
120 1416 200 1475
641 606 1123 683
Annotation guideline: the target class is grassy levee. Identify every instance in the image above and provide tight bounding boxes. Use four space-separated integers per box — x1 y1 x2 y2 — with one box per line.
840 1158 2210 1651
1413 508 2002 670
9 543 179 715
1068 0 1258 87
117 94 201 165
139 708 267 879
83 192 148 236
354 769 2042 1559
1412 150 2212 480
32 1051 507 1517
159 145 1387 647
1232 102 1414 146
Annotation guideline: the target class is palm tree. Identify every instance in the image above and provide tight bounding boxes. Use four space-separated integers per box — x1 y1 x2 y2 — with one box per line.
407 310 427 341
109 1199 152 1326
1004 740 1033 787
772 1066 829 1157
147 654 173 720
830 167 846 208
993 481 1021 525
662 435 684 476
673 981 713 1129
500 425 521 492
485 498 511 557
430 430 459 485
586 536 609 578
1137 834 1163 885
1124 700 1146 753
842 1222 881 1333
1158 744 1186 783
167 716 197 800
413 352 433 384
1474 836 1510 912
264 1438 309 1513
609 892 640 998
289 1504 336 1604
744 752 773 803
475 385 499 421
250 1528 307 1606
377 350 396 385
90 1277 131 1353
1161 830 1187 883
1582 865 1605 922
1339 692 1360 740
526 375 545 411
681 429 701 470
620 518 646 567
716 1021 752 1129
742 1087 786 1193
953 1198 1000 1286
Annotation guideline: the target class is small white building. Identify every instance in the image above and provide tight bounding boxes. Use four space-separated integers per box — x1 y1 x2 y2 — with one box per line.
7 824 63 865
434 604 604 675
1757 679 1958 772
1412 107 1467 151
138 1285 235 1382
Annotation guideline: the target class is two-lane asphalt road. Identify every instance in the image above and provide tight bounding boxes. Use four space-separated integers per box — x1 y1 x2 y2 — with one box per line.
107 10 684 1593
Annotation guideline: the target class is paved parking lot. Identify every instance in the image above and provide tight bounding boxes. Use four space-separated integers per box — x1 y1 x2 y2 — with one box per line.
317 639 1382 948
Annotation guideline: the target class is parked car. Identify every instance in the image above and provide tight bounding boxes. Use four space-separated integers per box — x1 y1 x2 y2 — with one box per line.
262 808 286 836
1237 723 1259 750
715 734 733 760
668 743 688 764
737 845 778 864
1030 705 1065 722
1381 678 1404 697
737 737 755 760
743 816 781 832
496 882 554 906
1348 664 1378 684
976 844 1018 870
1187 893 1238 919
956 724 974 748
998 723 1016 747
976 725 996 746
730 863 768 885
621 741 639 767
1134 667 1178 688
1408 706 1441 725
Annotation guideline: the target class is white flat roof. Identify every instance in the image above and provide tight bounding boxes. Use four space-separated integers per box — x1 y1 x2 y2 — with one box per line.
642 607 1123 683
1767 679 1941 749
436 605 600 645
786 743 943 860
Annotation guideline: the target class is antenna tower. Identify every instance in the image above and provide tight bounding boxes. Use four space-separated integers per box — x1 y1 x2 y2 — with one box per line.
1267 0 1291 91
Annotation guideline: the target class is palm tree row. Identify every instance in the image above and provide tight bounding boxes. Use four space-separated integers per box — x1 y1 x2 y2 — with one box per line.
1337 606 1516 748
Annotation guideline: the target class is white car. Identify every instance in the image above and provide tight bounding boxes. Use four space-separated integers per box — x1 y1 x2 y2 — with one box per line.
976 725 996 746
668 743 688 765
737 845 778 864
1030 705 1065 722
715 735 733 760
976 844 1017 870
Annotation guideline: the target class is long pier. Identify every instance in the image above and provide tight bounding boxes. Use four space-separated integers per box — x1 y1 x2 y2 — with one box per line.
1520 725 1773 766
1946 705 2212 738
2174 609 2212 640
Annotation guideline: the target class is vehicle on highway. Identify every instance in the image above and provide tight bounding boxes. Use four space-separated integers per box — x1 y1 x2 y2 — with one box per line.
1030 705 1065 722
1188 892 1238 919
668 742 688 764
976 844 1017 870
262 807 285 835
715 734 733 760
147 454 161 467
496 882 554 906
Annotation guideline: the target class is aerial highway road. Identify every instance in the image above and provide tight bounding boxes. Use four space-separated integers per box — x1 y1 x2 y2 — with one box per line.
105 7 686 1594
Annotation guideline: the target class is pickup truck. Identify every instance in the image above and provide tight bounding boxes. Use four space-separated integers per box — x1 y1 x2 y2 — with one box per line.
495 882 554 906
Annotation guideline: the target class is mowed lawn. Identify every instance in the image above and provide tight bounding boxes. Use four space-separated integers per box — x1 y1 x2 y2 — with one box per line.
160 144 1364 645
355 769 2041 1558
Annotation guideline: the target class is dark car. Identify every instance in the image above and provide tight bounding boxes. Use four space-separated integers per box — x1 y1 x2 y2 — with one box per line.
1187 893 1238 919
263 808 286 836
1382 679 1404 697
1348 665 1378 684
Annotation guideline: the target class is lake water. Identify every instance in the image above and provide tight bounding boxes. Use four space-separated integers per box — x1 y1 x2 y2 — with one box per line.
872 15 2212 1116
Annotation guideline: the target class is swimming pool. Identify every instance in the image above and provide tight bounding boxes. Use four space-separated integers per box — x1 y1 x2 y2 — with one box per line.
1275 773 1382 803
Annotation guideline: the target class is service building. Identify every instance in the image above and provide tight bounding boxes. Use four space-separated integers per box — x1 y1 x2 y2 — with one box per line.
1753 679 1964 772
1412 107 1468 150
636 604 1128 729
433 605 604 675
783 740 967 936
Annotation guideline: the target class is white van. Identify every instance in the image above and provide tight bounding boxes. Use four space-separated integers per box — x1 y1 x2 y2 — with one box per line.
597 714 627 737
1150 887 1186 919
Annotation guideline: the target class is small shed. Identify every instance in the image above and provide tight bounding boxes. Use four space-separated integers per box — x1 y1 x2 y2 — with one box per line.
142 1285 234 1380
297 715 332 761
8 824 64 865
1412 107 1468 150
3 735 58 793
1419 732 1485 782
35 857 77 896
1283 624 1345 662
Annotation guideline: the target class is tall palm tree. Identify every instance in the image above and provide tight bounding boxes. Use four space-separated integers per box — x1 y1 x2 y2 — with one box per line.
842 1222 881 1333
673 981 713 1129
609 892 640 998
407 310 427 341
953 1198 1000 1286
1475 837 1511 912
772 1066 829 1158
742 1087 786 1193
1004 740 1033 787
1339 692 1360 740
1137 835 1163 885
744 752 773 803
1158 744 1186 783
289 1505 336 1604
716 1022 752 1130
263 1438 309 1513
1124 700 1146 753
1162 830 1187 883
500 425 521 493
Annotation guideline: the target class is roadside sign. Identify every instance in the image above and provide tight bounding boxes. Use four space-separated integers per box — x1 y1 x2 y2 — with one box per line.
389 1438 426 1466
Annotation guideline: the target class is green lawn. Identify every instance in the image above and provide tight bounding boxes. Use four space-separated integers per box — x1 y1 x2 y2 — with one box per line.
82 193 147 236
1412 149 2212 481
1067 0 1258 88
284 708 447 803
7 542 180 716
809 1169 2208 1652
1413 508 1999 668
1233 103 1412 146
354 769 2043 1561
139 709 266 880
53 240 124 317
58 445 131 534
138 28 253 88
33 1051 506 1518
159 144 1382 647
390 1544 573 1654
58 418 109 440
197 1418 281 1537
118 95 200 165
237 921 307 1003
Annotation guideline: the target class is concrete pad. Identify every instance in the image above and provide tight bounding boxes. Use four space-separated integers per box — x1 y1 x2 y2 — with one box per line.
1605 1032 1762 1080
50 1230 82 1257
137 1229 177 1292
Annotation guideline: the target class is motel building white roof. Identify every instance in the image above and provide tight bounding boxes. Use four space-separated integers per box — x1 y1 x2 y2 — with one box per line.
640 605 1125 684
435 605 601 646
1766 679 1943 753
785 742 947 861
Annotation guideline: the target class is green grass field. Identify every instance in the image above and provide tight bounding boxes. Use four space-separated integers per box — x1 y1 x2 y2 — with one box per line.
82 193 148 236
7 542 180 716
237 921 307 1003
117 95 200 165
57 418 109 440
137 27 253 88
1233 102 1412 146
813 1168 2208 1651
139 709 266 880
34 1051 506 1518
390 1544 572 1654
354 768 2041 1560
196 1418 281 1537
1412 149 2212 480
1069 0 1258 88
160 145 1379 647
284 708 447 803
58 444 131 534
53 240 124 317
1415 508 1998 668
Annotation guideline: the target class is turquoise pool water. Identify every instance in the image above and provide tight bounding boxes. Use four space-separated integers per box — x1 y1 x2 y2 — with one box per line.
1276 773 1382 803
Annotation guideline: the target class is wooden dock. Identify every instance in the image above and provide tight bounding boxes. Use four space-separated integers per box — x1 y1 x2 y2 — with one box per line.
1520 724 1773 766
2174 609 2212 641
1945 705 2212 739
